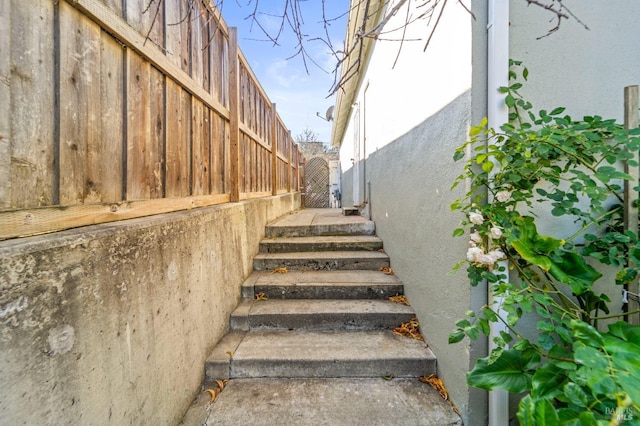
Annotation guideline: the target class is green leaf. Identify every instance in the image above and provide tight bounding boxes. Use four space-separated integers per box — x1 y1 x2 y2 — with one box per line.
452 228 465 237
449 329 466 344
577 411 598 426
467 349 539 393
531 361 567 399
573 345 608 370
550 107 566 115
535 399 561 425
482 161 494 173
571 320 605 347
505 94 515 108
517 395 535 426
616 267 638 286
547 251 602 296
482 306 499 322
563 382 589 407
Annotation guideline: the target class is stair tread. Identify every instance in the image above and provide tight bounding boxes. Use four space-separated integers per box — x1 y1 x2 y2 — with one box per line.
195 378 462 425
246 270 401 285
262 235 383 243
259 235 384 253
254 251 389 260
232 329 433 361
234 299 414 316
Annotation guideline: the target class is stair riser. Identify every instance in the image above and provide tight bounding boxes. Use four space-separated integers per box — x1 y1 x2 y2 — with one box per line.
227 359 436 379
230 312 416 331
253 258 390 271
265 223 375 238
259 241 383 253
247 285 404 300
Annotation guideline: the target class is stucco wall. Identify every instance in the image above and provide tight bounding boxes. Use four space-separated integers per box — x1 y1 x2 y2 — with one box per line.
365 92 487 425
0 194 300 425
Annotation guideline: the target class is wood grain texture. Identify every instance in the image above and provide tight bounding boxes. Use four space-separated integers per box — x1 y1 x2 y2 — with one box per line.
59 3 102 204
99 33 125 202
0 194 230 240
210 112 226 195
191 99 210 196
165 78 191 198
0 0 297 238
0 0 11 208
8 0 55 208
126 50 151 200
125 0 163 50
228 28 240 202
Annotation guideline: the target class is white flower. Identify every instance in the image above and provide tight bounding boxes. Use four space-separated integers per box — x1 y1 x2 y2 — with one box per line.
490 227 503 240
470 231 482 243
477 250 505 268
496 190 512 203
467 247 484 262
488 250 505 261
469 210 484 225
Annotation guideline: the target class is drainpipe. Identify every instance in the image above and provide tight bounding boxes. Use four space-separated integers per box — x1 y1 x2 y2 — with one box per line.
487 0 509 425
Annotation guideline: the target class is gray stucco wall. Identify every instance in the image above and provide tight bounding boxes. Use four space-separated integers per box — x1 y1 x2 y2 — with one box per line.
0 194 300 425
363 91 487 425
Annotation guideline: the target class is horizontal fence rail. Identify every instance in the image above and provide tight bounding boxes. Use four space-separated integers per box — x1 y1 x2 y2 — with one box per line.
0 0 300 240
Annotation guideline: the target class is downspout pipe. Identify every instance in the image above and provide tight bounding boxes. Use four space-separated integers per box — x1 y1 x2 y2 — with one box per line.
487 0 510 425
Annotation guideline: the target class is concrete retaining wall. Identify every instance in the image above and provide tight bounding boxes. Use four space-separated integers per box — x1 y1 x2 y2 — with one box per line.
0 193 300 425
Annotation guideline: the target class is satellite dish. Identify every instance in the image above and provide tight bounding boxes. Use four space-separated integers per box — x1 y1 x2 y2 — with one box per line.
325 106 335 122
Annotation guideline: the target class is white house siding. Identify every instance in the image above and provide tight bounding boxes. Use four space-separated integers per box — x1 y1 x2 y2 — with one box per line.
337 1 487 424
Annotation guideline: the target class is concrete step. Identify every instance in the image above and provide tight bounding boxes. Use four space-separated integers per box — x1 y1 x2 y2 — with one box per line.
206 330 436 380
181 378 462 425
259 235 384 253
265 208 375 238
242 270 404 300
230 299 415 331
253 251 390 271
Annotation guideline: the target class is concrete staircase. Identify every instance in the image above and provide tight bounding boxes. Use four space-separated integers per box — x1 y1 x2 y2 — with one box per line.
181 209 461 426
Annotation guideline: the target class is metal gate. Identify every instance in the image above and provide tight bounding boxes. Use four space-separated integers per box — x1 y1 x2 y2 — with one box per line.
304 157 330 208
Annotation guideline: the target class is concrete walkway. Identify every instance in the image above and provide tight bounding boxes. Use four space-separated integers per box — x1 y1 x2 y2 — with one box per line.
180 208 461 426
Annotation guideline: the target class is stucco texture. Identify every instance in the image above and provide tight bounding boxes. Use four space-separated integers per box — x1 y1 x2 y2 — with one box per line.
0 194 300 425
362 91 487 424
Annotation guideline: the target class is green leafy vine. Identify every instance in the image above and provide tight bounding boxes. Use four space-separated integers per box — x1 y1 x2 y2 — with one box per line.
450 60 640 425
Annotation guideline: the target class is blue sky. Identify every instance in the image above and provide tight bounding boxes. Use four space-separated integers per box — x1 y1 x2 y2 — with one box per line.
218 1 350 143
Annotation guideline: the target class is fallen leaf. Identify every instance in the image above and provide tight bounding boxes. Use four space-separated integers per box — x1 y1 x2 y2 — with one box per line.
255 292 268 301
226 351 233 357
382 375 395 381
204 388 217 403
389 294 410 305
379 266 394 275
419 374 448 400
271 267 288 274
204 379 230 403
393 317 424 341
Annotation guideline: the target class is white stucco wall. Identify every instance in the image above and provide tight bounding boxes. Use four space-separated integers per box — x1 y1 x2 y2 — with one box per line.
510 0 640 123
339 0 474 176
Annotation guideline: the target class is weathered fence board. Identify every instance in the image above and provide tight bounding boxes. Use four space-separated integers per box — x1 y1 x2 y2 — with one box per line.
0 0 11 208
8 0 55 209
0 0 299 240
99 32 125 203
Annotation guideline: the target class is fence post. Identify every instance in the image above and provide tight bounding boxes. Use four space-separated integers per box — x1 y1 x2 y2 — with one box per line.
271 104 278 195
286 131 292 192
624 85 639 323
228 27 240 202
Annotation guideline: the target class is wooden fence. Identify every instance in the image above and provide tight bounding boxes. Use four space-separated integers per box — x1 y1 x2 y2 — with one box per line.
0 0 300 240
